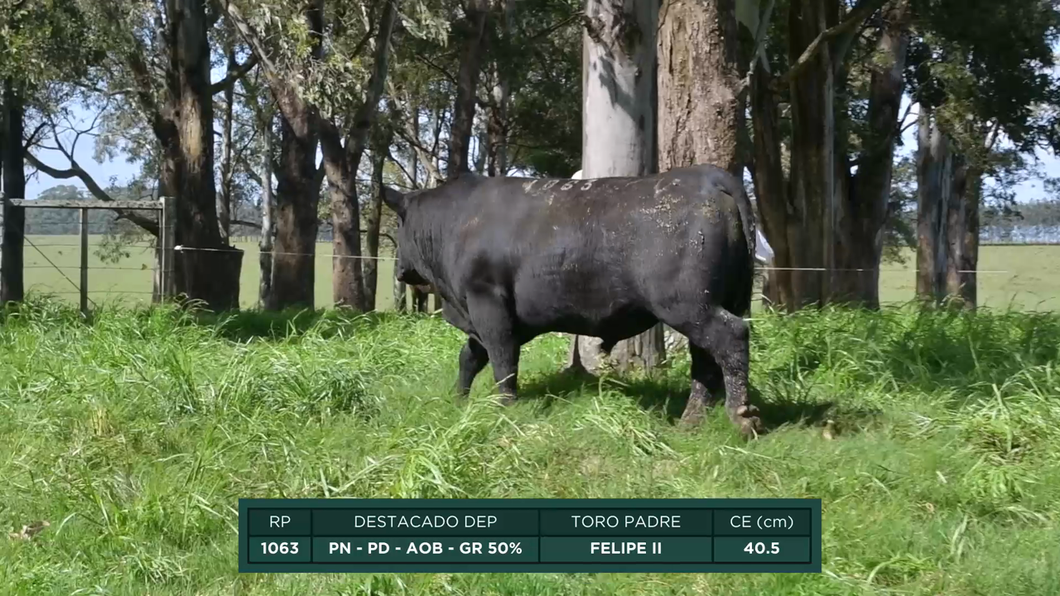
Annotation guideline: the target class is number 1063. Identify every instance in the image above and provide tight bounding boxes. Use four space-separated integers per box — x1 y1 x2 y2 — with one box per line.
260 541 300 555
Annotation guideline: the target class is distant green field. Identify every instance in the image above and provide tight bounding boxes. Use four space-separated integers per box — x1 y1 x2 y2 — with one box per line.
19 236 1060 311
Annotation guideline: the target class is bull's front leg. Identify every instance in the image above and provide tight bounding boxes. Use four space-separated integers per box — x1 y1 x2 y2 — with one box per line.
466 293 520 404
456 337 489 398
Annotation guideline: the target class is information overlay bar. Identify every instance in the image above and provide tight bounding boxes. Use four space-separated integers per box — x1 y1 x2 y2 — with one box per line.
239 499 821 573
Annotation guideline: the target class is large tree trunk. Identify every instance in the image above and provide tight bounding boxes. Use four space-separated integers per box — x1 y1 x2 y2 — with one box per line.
325 0 398 310
259 111 277 309
449 0 490 179
1 79 25 304
224 0 324 311
218 47 237 246
786 0 837 308
958 166 981 308
165 0 242 311
622 0 742 372
657 0 742 176
364 135 390 311
568 0 658 374
944 154 982 309
836 0 910 308
916 108 952 303
487 0 514 176
752 0 889 311
272 103 320 310
750 57 794 311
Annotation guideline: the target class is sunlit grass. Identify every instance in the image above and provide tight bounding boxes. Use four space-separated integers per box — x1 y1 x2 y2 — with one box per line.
0 299 1058 594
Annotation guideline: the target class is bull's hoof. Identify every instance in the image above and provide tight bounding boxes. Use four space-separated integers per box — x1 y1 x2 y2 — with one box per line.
738 416 764 439
679 410 705 427
498 395 518 407
735 404 759 418
679 400 707 427
730 405 764 439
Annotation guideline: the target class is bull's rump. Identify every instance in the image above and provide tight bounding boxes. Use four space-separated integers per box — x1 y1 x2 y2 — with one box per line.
445 166 752 337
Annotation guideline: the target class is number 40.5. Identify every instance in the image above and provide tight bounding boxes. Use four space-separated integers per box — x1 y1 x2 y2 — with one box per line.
743 541 780 555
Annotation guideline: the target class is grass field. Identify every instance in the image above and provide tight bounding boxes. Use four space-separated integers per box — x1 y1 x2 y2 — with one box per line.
19 236 1060 311
1 301 1058 594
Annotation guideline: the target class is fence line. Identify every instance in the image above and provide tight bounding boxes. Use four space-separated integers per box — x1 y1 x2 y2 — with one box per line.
174 245 399 261
172 246 1012 275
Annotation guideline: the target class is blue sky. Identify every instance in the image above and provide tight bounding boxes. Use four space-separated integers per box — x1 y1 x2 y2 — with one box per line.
24 99 1060 204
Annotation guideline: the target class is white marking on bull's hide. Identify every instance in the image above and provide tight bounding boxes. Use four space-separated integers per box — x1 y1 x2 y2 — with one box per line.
542 180 559 190
581 181 593 191
561 181 575 191
523 180 538 192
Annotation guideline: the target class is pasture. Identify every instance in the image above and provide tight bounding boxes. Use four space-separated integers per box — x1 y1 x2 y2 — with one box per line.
0 300 1058 594
19 236 1060 311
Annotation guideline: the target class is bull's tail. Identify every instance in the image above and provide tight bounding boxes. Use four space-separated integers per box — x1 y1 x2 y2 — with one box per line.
732 182 757 316
734 184 757 273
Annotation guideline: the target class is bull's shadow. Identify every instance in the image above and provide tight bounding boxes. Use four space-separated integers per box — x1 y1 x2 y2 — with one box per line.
514 367 857 432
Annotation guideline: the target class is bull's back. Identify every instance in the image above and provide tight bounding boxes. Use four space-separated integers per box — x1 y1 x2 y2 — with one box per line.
446 167 751 333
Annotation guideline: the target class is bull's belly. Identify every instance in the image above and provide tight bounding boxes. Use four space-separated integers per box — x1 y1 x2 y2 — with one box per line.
513 295 658 344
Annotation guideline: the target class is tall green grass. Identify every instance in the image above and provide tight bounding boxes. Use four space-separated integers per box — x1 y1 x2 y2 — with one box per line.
0 298 1058 595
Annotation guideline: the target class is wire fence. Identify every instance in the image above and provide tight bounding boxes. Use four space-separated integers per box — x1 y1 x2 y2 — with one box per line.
12 224 1060 313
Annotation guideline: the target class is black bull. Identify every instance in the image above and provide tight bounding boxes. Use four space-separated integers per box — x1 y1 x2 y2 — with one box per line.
383 165 763 436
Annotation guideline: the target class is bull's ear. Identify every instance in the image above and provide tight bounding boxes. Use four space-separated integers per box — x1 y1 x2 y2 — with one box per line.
382 186 407 219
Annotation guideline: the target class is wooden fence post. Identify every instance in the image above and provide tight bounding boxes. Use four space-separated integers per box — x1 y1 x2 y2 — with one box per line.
79 207 89 318
160 196 177 299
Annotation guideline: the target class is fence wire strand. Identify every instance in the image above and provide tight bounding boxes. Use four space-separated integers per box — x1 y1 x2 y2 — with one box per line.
23 236 97 309
171 245 1015 275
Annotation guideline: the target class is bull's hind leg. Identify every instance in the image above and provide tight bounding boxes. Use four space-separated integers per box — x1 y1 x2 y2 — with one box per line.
680 346 724 425
466 294 520 404
678 308 762 437
456 337 489 398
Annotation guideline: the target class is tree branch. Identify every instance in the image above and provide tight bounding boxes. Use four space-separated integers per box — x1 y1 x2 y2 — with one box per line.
413 50 459 86
343 0 398 166
771 0 888 91
24 153 160 236
737 0 778 99
527 12 581 41
217 0 312 127
210 54 259 94
985 119 1002 152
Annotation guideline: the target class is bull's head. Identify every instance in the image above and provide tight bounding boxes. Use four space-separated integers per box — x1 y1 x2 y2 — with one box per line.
382 187 430 286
